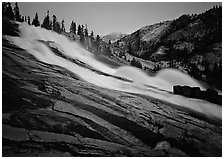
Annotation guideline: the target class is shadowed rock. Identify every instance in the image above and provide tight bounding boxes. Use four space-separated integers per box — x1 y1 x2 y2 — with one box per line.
173 85 221 105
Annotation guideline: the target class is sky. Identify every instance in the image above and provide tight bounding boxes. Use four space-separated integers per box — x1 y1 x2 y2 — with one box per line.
15 2 221 36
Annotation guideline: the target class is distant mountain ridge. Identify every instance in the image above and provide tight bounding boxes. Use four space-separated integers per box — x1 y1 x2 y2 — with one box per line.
118 6 221 59
102 32 127 43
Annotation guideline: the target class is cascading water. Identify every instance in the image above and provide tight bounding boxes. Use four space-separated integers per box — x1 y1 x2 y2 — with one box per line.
5 22 221 120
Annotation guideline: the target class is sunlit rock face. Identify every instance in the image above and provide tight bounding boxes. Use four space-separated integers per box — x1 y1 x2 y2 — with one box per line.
3 22 221 157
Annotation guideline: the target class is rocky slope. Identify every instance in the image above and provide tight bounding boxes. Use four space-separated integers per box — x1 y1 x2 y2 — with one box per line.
2 23 222 156
118 6 221 60
117 20 171 57
102 32 127 43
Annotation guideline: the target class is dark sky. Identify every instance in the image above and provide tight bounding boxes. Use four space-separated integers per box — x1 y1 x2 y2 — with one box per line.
17 2 221 36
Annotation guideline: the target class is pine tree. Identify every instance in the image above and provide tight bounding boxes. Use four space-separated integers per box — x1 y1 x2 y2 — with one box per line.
52 15 57 31
21 16 24 22
28 16 31 25
41 10 51 30
52 15 61 32
32 13 40 27
90 31 94 41
79 25 85 43
81 25 84 35
95 35 101 53
5 3 14 20
84 24 88 37
77 25 81 35
61 19 65 32
70 21 74 33
14 2 21 22
55 21 61 33
73 22 76 34
49 20 52 30
96 35 100 42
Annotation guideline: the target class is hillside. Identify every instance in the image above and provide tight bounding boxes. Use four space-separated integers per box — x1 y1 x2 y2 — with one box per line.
113 6 222 89
117 20 171 57
102 32 127 43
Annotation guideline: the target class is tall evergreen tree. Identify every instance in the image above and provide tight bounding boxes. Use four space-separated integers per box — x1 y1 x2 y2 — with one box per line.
52 15 57 31
81 25 84 35
78 24 85 43
41 10 51 30
90 31 94 41
96 35 100 42
73 22 76 34
84 24 88 37
70 21 76 34
27 16 31 25
61 19 65 32
5 2 14 20
55 21 61 33
49 20 52 30
32 13 40 27
52 15 61 33
14 2 21 22
21 16 24 22
80 33 85 43
95 35 101 52
77 25 82 35
70 21 74 33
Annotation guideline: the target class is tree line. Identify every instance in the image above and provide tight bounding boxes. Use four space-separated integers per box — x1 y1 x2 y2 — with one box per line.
3 2 66 33
3 2 114 63
2 2 102 47
3 2 27 22
41 10 65 33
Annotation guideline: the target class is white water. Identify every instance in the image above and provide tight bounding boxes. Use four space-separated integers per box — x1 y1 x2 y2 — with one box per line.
5 22 221 120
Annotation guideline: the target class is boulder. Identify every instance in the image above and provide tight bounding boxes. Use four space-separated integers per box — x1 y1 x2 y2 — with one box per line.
173 85 182 95
216 95 222 105
173 86 222 106
182 86 191 97
200 91 207 99
190 87 201 98
206 88 218 103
